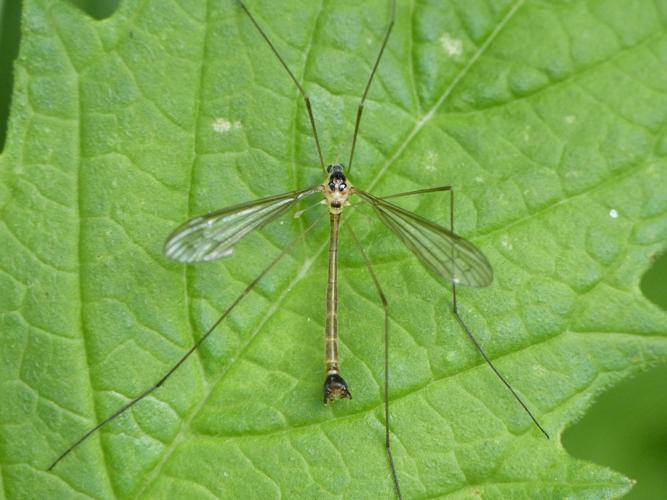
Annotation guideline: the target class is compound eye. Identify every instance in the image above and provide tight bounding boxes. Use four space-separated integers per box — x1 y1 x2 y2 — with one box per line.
328 182 336 190
339 183 346 191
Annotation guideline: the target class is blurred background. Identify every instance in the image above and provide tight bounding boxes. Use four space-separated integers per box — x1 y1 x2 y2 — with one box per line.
562 253 667 500
1 1 665 498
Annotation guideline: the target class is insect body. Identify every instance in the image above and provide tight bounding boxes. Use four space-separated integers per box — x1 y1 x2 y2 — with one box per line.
321 164 353 403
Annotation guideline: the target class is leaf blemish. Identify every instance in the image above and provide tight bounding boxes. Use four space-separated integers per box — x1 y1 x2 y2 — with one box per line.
501 235 513 250
425 150 438 171
523 125 531 142
609 209 619 219
439 33 463 57
212 117 241 134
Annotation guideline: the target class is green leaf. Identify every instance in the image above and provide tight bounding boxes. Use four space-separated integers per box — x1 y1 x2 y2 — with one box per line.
1 0 666 498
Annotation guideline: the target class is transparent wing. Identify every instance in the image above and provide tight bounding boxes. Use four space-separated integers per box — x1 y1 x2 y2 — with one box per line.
356 190 493 287
164 186 320 263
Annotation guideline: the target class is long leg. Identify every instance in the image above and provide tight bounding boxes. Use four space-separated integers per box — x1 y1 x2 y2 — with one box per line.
366 185 549 437
380 185 451 201
340 186 452 210
346 223 402 500
348 0 396 174
236 0 326 172
440 189 550 439
48 215 326 470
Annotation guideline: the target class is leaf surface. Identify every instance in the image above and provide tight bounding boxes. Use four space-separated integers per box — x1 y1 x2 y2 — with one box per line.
1 0 666 498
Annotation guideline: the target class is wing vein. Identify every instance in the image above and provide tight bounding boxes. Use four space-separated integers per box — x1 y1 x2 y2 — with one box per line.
164 186 320 263
356 190 492 288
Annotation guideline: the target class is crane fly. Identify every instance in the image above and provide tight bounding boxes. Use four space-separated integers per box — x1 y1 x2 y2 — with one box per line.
48 0 549 497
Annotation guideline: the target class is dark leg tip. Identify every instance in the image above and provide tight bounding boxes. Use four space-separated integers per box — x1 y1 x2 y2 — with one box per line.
323 373 352 403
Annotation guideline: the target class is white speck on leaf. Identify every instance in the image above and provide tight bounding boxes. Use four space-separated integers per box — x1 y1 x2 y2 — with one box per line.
425 150 438 171
523 125 532 142
609 208 618 219
212 118 241 134
565 115 576 124
440 33 463 57
501 235 513 250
